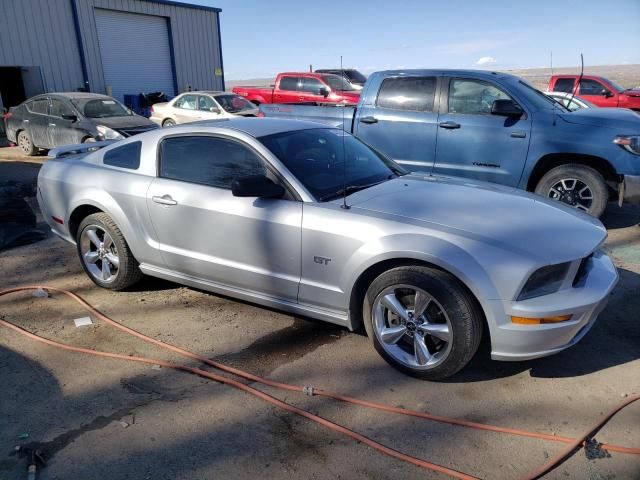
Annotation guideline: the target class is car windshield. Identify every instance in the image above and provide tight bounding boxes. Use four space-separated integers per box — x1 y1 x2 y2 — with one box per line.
516 80 569 111
345 69 367 84
604 78 625 93
73 98 132 118
321 75 356 92
259 128 407 201
215 94 255 113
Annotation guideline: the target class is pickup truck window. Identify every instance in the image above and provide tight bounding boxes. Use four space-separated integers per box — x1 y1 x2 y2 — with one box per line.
579 79 610 96
279 76 300 91
259 128 405 201
448 79 511 115
301 77 324 93
554 78 575 93
321 75 356 91
159 136 266 189
376 77 436 112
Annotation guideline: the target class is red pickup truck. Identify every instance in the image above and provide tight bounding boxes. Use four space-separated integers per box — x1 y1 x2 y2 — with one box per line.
232 72 360 106
548 75 640 110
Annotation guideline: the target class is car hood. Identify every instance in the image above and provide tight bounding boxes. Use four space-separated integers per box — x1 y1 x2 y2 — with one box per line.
92 115 157 129
344 175 606 263
558 107 640 129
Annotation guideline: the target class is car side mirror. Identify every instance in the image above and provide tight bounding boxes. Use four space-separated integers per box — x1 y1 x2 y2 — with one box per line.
491 99 523 117
231 175 285 199
319 87 329 97
62 114 78 122
601 90 613 98
209 106 221 114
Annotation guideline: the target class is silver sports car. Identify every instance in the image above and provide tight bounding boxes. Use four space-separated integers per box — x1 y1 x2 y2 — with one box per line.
38 118 618 379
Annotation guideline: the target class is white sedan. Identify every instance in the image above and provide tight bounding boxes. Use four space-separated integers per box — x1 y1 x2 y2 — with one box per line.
545 91 596 111
150 91 259 127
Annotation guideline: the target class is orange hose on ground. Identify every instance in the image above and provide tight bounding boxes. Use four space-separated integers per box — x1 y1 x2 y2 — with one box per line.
1 286 639 478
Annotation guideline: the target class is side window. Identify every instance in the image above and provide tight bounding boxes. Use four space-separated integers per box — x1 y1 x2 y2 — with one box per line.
197 95 217 111
49 99 74 118
279 76 299 91
103 141 142 170
28 99 49 115
175 95 197 110
579 79 610 96
159 136 267 189
376 77 437 112
448 79 511 115
301 77 324 93
554 78 575 93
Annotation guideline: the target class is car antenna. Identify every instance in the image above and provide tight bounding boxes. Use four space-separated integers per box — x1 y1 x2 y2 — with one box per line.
566 53 584 112
340 55 350 210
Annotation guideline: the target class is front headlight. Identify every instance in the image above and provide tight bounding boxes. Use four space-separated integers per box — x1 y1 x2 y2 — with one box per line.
96 125 124 140
614 135 640 155
517 262 571 301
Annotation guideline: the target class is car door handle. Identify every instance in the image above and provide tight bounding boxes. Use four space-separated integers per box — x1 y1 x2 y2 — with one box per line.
152 194 177 206
510 131 527 138
48 123 56 127
359 116 378 124
438 121 461 129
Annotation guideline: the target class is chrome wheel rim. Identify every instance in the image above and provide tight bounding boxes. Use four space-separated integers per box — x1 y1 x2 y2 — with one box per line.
372 284 452 370
163 119 175 127
548 178 593 212
80 225 119 283
18 133 31 153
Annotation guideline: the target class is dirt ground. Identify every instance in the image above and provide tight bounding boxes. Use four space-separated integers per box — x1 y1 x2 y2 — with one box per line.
1 154 639 480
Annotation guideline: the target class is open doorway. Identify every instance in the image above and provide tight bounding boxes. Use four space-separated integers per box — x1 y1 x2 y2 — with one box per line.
0 67 26 110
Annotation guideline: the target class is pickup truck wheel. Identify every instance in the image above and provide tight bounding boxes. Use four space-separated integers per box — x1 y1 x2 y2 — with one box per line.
76 213 143 290
162 118 176 127
17 130 37 156
363 266 482 380
535 164 608 217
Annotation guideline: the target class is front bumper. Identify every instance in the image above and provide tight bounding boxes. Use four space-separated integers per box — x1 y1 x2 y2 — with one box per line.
489 251 618 361
621 174 640 204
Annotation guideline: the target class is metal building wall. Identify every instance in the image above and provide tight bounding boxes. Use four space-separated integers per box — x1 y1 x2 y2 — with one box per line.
0 0 85 92
72 0 224 95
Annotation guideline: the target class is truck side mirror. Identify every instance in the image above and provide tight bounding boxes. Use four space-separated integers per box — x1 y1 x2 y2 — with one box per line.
319 87 329 98
601 90 613 98
491 99 523 118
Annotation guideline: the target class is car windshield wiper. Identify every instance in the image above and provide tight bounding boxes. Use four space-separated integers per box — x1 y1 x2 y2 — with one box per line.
319 175 395 202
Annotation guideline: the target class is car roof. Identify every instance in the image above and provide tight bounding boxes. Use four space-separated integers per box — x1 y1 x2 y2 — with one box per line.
51 92 115 100
191 117 335 137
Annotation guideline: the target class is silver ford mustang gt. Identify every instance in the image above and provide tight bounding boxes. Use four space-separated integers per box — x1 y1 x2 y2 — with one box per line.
37 118 618 380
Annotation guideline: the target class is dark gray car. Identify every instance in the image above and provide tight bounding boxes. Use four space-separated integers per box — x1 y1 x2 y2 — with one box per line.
4 92 158 155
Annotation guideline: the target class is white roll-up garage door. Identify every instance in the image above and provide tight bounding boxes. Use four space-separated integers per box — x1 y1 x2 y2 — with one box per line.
95 9 176 101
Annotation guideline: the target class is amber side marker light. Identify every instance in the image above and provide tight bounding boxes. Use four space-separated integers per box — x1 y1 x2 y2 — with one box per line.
512 315 572 325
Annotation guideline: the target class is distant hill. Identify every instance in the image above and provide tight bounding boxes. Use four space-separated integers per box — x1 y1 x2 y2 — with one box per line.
225 64 639 92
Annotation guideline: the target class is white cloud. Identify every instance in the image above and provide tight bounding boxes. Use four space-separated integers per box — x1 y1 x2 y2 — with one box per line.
476 56 497 66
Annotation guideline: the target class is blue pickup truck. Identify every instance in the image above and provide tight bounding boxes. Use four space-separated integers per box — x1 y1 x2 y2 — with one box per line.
260 69 640 217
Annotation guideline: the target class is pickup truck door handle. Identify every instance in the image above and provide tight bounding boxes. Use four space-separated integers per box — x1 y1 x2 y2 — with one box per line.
510 131 527 138
438 121 461 129
360 116 378 124
152 194 178 206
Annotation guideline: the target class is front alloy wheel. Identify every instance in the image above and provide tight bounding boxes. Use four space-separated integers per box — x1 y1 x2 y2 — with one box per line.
80 225 120 283
372 285 452 369
363 266 483 380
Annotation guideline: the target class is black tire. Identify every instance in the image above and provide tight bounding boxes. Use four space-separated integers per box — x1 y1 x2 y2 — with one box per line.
162 118 176 127
534 164 609 217
76 213 143 290
363 266 483 380
17 130 37 156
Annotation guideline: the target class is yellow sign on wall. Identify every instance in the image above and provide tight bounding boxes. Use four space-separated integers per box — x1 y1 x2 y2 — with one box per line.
215 68 222 76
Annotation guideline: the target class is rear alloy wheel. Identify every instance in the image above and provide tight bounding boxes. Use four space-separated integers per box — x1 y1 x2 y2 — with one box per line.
76 213 143 290
17 130 37 156
535 164 608 217
162 118 176 127
363 266 483 380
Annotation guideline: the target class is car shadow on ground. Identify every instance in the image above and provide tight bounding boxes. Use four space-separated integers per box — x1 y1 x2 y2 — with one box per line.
443 266 640 383
601 203 640 229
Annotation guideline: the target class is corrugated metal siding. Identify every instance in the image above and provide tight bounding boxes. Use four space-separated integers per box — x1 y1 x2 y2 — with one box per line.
94 9 175 100
74 0 223 95
0 0 85 92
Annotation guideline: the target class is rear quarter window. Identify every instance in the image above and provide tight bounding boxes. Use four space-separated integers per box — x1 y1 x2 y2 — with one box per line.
103 141 142 170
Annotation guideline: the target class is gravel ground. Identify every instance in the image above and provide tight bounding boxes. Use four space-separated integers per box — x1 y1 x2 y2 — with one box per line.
0 156 639 480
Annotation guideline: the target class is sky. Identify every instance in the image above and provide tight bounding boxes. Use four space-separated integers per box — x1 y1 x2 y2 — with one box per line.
175 0 640 80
